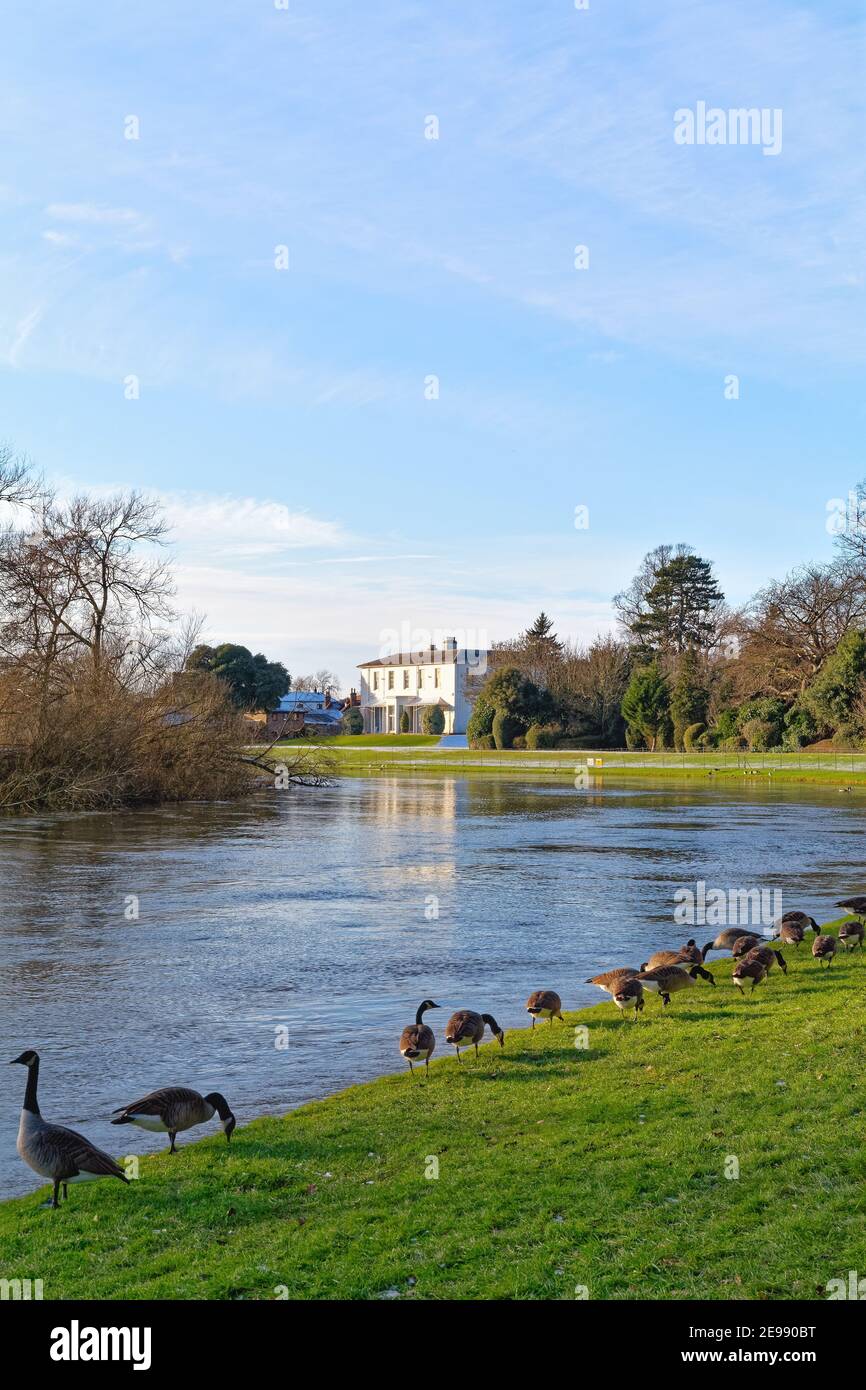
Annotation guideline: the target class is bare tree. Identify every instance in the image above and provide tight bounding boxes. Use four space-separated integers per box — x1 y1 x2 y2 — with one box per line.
742 561 866 697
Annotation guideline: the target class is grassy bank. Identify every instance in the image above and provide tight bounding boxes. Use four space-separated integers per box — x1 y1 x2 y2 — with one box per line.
1 920 864 1300
275 742 866 787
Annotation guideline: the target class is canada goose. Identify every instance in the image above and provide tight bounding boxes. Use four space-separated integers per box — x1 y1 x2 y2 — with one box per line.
835 896 866 921
732 958 767 993
398 999 440 1074
613 977 644 1021
640 942 716 985
525 990 564 1027
444 1009 505 1061
10 1050 129 1209
111 1086 236 1152
812 934 838 968
775 918 814 948
634 965 696 1007
839 921 865 951
730 933 761 959
741 945 787 976
585 967 639 998
775 911 819 935
701 927 759 959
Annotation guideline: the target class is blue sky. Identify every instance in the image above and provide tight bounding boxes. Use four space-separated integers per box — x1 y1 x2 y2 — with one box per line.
1 1 864 689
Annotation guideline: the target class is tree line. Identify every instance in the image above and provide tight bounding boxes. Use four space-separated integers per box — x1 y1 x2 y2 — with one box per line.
468 502 866 752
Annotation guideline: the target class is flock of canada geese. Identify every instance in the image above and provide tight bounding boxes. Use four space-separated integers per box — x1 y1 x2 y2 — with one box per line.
11 897 866 1209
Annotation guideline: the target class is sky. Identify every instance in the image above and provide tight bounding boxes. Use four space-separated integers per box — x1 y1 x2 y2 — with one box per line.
0 1 864 691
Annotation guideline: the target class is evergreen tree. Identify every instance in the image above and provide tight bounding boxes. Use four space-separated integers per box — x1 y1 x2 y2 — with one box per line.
621 663 670 750
670 649 709 750
630 554 723 655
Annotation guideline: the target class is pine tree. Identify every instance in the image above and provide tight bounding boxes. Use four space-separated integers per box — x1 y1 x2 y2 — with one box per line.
630 554 723 655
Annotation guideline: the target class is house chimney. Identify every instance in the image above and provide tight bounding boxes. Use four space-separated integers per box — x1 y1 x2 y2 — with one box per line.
429 643 435 660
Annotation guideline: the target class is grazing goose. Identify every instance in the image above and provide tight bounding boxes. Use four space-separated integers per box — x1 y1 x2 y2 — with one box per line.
812 934 838 968
732 957 767 993
398 999 440 1075
640 942 715 985
111 1086 236 1152
586 967 639 998
731 933 761 960
11 1050 129 1209
839 921 865 952
776 910 819 933
634 965 696 1008
525 990 564 1027
444 1009 505 1061
835 896 866 921
741 945 787 976
774 917 815 948
613 977 644 1021
701 927 759 960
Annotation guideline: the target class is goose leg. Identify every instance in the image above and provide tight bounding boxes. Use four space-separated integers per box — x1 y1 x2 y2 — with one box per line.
454 1047 461 1063
424 1055 430 1076
548 1015 553 1026
408 1060 414 1075
52 1179 60 1210
474 1043 479 1059
662 994 671 1007
530 1016 535 1029
168 1132 178 1153
62 1183 69 1201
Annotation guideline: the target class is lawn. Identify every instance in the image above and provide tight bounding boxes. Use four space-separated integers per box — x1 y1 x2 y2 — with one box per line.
307 744 866 787
1 920 864 1300
274 733 440 748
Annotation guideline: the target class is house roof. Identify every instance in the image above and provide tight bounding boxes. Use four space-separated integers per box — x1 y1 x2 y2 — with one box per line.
273 691 333 711
359 646 488 668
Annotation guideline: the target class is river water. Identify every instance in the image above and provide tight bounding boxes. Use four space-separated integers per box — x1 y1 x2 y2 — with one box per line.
1 775 862 1197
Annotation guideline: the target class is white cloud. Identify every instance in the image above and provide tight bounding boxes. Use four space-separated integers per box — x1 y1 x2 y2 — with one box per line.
45 203 142 226
158 491 345 554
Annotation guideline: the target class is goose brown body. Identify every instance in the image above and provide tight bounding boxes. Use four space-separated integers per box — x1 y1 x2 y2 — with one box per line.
839 921 865 951
641 941 715 985
444 1009 505 1060
634 965 696 1006
585 967 639 997
525 990 564 1026
812 934 838 967
835 896 866 918
613 976 644 1020
731 933 761 959
399 999 440 1074
701 927 758 959
732 957 767 992
741 945 787 975
111 1085 235 1152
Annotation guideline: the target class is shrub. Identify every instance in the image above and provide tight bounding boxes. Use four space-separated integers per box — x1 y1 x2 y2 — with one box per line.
621 663 670 750
399 709 410 733
526 722 562 749
492 710 520 749
472 734 495 750
683 722 705 751
512 734 526 749
466 692 494 742
341 706 364 735
421 704 445 735
741 717 775 752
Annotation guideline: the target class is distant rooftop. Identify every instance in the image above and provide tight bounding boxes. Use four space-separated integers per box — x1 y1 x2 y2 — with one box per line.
359 644 488 669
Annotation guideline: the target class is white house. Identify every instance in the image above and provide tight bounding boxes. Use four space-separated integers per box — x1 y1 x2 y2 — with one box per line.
358 638 488 735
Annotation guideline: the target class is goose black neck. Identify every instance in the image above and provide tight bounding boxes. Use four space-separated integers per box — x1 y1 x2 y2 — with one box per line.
206 1092 233 1121
415 1003 430 1025
481 1013 501 1034
23 1057 40 1116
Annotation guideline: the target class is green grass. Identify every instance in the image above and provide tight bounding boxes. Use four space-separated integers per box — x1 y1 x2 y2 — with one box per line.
2 921 864 1300
298 744 866 787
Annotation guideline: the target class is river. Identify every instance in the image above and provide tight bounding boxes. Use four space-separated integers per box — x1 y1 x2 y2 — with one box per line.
1 775 862 1198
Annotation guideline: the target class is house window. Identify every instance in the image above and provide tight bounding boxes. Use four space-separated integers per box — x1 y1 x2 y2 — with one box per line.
434 668 440 688
373 672 378 690
388 669 394 689
417 667 422 690
403 669 409 689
